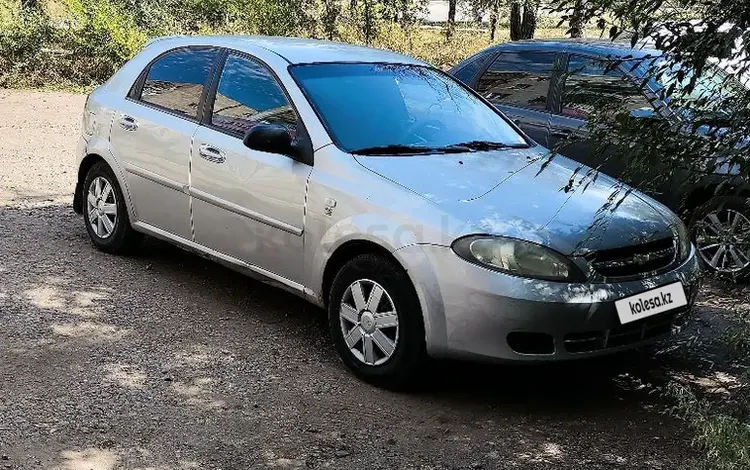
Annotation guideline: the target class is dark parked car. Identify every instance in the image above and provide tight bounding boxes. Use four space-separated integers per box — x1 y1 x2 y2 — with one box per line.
450 39 750 278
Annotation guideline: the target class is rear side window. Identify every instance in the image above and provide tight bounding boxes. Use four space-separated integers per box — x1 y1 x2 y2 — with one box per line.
477 51 560 111
452 52 495 86
211 54 298 137
561 56 655 120
139 48 218 118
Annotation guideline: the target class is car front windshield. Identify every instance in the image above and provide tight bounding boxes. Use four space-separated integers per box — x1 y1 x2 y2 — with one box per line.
289 63 528 154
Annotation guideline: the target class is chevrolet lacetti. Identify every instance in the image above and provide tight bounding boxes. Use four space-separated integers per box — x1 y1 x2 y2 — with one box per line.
74 36 701 388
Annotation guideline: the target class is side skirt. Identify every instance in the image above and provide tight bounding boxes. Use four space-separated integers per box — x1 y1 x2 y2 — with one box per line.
131 221 322 307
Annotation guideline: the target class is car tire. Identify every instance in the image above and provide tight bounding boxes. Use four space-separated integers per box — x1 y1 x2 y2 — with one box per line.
82 161 142 254
689 196 750 280
328 253 427 389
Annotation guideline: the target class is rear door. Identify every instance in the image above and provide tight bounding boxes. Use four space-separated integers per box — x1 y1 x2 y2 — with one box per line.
474 50 565 147
110 47 219 239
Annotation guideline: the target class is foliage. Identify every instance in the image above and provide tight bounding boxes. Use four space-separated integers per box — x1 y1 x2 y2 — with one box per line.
0 0 147 87
0 0 583 88
668 381 750 470
546 0 750 467
547 0 750 203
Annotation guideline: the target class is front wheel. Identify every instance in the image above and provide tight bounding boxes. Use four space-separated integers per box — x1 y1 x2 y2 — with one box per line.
82 161 142 254
690 196 750 280
328 254 426 389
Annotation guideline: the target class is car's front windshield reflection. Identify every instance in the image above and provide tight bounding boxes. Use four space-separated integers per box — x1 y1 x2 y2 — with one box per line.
290 63 529 155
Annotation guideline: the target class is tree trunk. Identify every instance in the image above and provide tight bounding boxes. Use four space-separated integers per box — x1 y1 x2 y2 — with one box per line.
510 2 522 40
510 1 537 41
446 0 457 39
363 0 374 45
21 0 40 12
521 2 537 39
569 0 584 38
489 1 499 41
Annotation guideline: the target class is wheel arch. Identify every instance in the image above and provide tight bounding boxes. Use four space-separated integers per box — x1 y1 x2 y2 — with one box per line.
683 181 750 219
74 151 136 221
321 239 407 309
74 153 106 214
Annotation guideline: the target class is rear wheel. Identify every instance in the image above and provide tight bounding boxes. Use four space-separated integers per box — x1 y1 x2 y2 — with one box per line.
328 254 426 389
82 161 142 254
690 196 750 280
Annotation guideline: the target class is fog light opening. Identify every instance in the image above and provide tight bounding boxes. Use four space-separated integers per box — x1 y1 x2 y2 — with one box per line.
507 332 555 355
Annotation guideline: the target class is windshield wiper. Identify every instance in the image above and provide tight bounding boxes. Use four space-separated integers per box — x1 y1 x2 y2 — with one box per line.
351 144 471 155
448 140 529 151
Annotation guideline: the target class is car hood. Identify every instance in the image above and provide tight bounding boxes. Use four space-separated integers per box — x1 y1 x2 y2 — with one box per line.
354 147 676 255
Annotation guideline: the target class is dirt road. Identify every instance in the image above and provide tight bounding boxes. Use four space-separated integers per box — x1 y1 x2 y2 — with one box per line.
0 90 713 469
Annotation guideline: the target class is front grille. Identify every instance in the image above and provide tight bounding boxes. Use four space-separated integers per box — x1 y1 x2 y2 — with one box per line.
589 237 677 279
563 308 689 354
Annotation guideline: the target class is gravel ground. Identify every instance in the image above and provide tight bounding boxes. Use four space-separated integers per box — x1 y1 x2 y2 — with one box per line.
0 90 741 469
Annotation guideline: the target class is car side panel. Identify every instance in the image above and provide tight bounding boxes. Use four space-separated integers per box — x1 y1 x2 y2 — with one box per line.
302 145 465 306
109 99 197 239
191 125 311 284
494 104 552 148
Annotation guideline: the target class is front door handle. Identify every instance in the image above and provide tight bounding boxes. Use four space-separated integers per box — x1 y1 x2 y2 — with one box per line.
198 144 226 164
551 129 581 140
118 115 138 131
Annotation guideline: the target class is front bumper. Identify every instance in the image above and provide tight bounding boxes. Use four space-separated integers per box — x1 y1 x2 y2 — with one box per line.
395 244 701 362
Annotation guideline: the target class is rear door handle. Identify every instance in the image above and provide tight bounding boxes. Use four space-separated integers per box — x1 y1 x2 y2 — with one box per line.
118 115 138 131
198 144 226 164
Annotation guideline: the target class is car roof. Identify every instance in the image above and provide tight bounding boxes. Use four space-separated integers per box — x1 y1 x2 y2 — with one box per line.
146 35 426 66
488 38 661 59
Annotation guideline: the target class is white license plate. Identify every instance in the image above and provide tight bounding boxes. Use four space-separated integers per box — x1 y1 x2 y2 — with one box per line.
614 282 688 324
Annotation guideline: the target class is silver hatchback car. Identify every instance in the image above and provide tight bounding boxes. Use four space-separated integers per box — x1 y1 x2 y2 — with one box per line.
74 36 701 388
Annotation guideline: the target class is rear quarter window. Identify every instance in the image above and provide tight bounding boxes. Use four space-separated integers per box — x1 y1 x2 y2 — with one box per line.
451 52 495 86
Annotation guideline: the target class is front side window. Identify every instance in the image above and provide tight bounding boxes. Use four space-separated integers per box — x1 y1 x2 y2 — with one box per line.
476 51 559 111
139 48 218 118
290 63 528 154
211 54 297 137
561 56 655 120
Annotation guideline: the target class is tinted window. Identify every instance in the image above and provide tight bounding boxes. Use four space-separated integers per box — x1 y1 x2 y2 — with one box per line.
290 63 527 153
477 52 560 111
561 56 654 120
140 48 218 118
212 54 297 137
452 52 495 86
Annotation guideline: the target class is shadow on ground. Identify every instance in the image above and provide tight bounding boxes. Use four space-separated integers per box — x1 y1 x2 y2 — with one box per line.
1 203 726 469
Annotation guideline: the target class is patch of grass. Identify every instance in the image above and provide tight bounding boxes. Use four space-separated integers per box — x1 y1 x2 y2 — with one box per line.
727 310 750 357
668 380 750 470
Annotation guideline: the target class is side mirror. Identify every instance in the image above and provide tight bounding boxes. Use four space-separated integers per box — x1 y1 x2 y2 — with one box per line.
243 123 295 156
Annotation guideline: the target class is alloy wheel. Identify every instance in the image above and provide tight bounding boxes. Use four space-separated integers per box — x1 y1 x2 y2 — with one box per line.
86 176 118 239
695 208 750 272
339 279 399 366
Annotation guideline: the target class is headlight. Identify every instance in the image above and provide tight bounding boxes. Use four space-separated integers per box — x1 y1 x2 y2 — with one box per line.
452 235 585 282
675 219 692 262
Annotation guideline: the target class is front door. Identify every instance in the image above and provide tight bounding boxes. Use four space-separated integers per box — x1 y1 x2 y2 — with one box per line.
548 55 659 182
110 47 219 239
190 52 312 284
